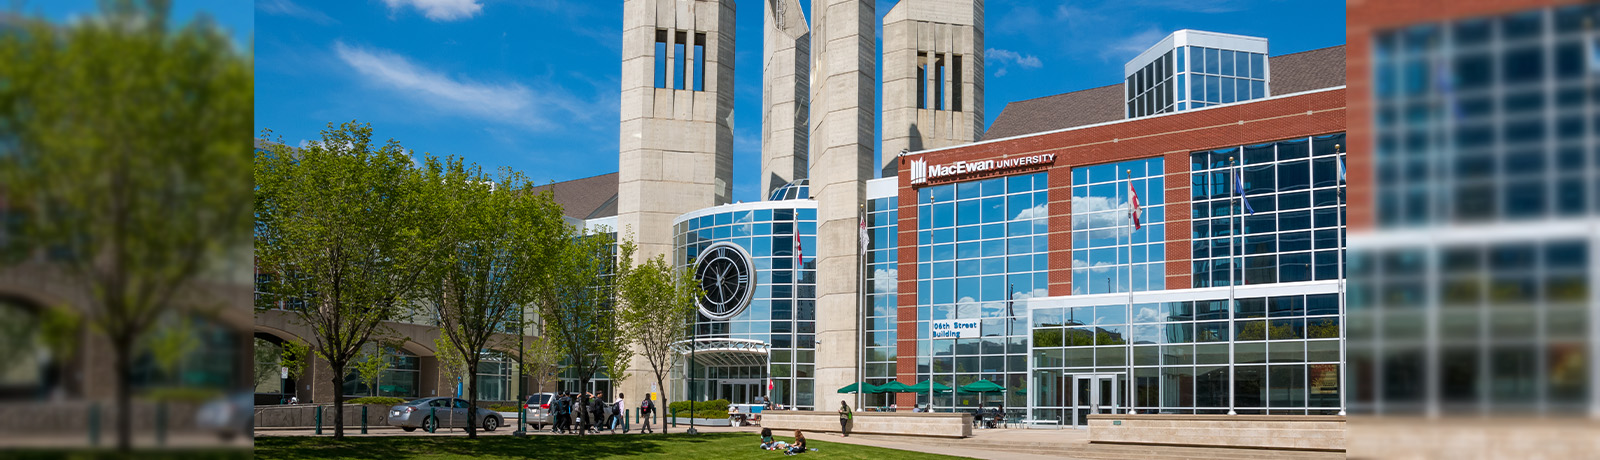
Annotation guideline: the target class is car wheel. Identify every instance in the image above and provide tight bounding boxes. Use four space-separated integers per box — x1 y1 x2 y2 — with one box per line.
403 427 417 432
483 417 499 432
423 416 437 433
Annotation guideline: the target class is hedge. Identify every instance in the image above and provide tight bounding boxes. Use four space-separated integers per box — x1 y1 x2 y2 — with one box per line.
346 396 408 406
666 399 729 414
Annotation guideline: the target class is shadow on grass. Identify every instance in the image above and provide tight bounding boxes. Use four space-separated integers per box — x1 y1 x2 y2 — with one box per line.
254 432 969 459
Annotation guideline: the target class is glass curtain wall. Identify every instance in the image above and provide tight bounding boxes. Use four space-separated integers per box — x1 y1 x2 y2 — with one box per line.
1071 158 1167 295
915 173 1048 415
674 204 818 409
863 196 899 408
1181 46 1268 110
1191 133 1348 288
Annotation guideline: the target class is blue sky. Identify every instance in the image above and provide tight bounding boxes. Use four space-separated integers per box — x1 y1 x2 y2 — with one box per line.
255 0 1344 203
15 0 253 47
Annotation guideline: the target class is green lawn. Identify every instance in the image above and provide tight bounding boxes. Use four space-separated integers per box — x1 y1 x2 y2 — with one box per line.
253 433 970 460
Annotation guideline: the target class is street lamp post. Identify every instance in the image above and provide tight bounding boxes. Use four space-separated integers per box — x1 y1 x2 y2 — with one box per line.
687 341 698 435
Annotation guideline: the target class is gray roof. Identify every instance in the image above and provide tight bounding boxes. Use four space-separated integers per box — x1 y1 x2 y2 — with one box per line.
982 45 1346 140
530 172 618 220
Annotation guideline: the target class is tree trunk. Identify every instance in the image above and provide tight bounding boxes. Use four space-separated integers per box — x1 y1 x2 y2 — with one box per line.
577 376 588 436
657 375 669 434
465 357 478 439
330 364 345 439
113 339 133 451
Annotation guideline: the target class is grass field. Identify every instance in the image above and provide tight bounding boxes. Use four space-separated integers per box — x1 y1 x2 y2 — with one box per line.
253 433 968 459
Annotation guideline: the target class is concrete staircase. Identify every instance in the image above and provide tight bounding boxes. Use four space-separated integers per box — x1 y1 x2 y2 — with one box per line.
848 432 1344 460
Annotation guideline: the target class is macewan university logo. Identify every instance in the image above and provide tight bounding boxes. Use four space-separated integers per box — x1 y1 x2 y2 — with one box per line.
909 153 1056 187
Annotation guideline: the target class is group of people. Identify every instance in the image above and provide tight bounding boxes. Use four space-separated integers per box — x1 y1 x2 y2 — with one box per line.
547 391 657 435
759 428 810 455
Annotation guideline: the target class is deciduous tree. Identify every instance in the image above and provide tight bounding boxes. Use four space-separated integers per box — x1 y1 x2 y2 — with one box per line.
617 245 701 433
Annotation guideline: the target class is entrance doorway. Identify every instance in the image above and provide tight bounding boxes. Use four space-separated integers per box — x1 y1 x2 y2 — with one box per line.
1071 374 1121 428
714 379 762 405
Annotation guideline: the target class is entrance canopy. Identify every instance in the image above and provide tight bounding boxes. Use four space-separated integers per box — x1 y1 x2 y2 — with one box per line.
670 338 770 368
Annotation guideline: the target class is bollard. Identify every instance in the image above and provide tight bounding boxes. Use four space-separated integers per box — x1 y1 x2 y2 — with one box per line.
315 405 323 435
361 406 368 434
671 408 677 428
429 406 437 433
88 403 100 447
156 402 168 446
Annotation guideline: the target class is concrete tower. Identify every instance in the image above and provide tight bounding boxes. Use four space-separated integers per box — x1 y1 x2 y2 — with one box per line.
761 0 810 199
810 0 875 411
618 0 736 260
618 0 735 403
881 0 983 177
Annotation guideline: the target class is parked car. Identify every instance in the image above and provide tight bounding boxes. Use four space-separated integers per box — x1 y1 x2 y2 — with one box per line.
196 392 254 441
523 393 555 430
387 397 503 433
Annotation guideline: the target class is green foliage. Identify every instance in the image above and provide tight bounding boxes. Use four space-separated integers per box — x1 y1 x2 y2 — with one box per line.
146 316 198 378
256 120 453 438
254 338 282 389
279 340 310 381
140 386 223 404
487 404 520 413
517 335 562 396
254 432 970 460
347 396 407 406
616 238 702 430
531 224 629 418
666 399 730 414
352 346 392 399
417 161 567 438
0 0 253 450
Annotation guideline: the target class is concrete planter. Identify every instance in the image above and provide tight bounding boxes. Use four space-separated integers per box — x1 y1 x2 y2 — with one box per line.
1087 414 1346 452
762 411 971 438
253 403 389 428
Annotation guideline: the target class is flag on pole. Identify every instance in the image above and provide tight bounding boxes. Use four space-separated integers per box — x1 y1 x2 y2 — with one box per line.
1338 156 1347 183
1233 166 1256 215
768 378 774 391
794 233 803 268
1128 181 1142 230
859 210 870 253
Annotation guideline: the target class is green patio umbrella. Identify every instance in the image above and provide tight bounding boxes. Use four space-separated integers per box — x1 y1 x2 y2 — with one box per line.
908 380 952 393
837 382 879 394
872 381 917 394
960 379 1006 393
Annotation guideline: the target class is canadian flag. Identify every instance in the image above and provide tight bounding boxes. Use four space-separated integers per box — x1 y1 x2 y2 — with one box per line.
794 234 803 268
1129 182 1142 230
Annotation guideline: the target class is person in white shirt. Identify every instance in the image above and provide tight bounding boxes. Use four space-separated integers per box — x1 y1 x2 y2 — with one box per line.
612 393 627 433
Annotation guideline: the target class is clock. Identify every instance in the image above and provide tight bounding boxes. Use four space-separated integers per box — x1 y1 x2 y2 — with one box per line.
693 242 755 320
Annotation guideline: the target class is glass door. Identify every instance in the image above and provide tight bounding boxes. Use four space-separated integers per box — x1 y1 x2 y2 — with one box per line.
1070 374 1119 428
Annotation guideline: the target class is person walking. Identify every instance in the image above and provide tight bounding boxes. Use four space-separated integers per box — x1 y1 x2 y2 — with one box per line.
837 401 853 437
591 392 607 434
551 393 567 433
639 394 656 433
612 393 627 433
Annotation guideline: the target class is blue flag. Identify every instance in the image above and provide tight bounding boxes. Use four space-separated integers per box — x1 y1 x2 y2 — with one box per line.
1338 156 1346 183
1233 167 1256 215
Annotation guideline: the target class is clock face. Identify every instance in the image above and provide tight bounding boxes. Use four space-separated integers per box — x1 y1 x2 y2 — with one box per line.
693 242 755 320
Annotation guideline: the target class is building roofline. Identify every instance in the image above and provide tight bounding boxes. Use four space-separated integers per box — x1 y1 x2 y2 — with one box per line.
912 85 1346 159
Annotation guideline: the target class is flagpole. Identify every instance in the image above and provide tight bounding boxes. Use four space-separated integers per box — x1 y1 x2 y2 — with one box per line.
1228 155 1238 416
1335 145 1347 417
858 203 866 411
1126 169 1135 415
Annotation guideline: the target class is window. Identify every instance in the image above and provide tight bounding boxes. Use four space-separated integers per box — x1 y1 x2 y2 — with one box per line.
917 52 928 109
654 30 667 89
694 33 706 91
673 31 687 90
935 55 946 111
952 55 963 111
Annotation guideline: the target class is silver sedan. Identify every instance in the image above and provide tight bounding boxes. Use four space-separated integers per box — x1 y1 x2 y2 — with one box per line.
387 397 503 433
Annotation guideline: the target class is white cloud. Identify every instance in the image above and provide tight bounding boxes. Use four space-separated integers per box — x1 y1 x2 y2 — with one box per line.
873 268 898 294
986 48 1043 77
333 41 594 130
1101 27 1167 61
382 0 483 22
258 0 337 24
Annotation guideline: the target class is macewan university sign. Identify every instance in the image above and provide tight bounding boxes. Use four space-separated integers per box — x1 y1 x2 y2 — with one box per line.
908 153 1056 186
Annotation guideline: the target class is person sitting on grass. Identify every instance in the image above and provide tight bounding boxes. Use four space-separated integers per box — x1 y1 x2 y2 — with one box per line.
760 427 776 450
785 430 808 455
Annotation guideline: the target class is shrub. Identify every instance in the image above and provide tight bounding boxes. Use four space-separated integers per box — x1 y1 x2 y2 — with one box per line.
140 387 223 404
666 398 730 414
487 404 520 412
347 396 407 406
